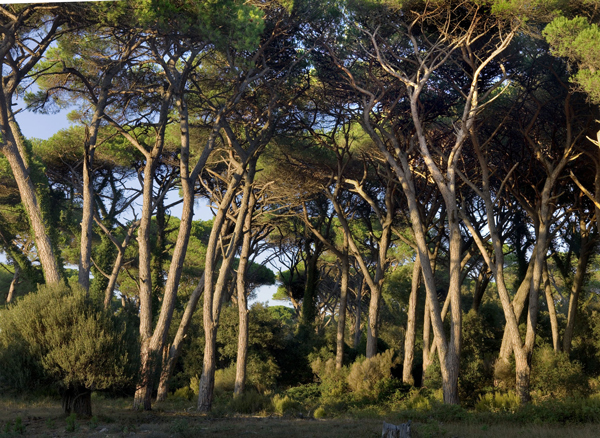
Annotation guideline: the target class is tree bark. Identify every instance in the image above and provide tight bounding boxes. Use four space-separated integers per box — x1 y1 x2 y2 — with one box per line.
542 262 560 353
156 273 205 401
197 161 254 412
62 386 92 417
403 259 421 384
6 263 18 304
234 191 257 396
335 251 350 369
563 227 592 354
354 277 363 348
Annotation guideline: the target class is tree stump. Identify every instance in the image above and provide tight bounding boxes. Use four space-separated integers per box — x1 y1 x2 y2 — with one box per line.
382 420 411 438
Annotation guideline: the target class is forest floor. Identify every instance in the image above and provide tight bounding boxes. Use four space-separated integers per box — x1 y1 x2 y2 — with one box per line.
1 396 599 438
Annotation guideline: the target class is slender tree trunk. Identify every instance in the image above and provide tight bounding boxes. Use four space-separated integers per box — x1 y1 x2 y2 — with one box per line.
497 259 534 363
354 278 363 348
234 192 256 396
198 162 254 412
422 293 432 375
563 230 591 354
403 259 421 384
78 143 94 292
542 262 560 353
156 273 205 401
133 156 159 411
6 263 18 304
301 244 320 331
472 268 491 312
103 224 137 309
0 132 60 284
335 251 350 369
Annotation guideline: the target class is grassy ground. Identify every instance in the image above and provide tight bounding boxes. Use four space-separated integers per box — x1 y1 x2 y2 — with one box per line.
1 396 600 438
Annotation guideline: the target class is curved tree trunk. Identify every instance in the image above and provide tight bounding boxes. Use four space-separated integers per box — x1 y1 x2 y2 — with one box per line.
198 162 254 412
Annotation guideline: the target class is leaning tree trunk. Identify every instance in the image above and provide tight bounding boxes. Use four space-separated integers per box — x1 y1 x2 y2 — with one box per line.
6 263 18 304
198 164 253 412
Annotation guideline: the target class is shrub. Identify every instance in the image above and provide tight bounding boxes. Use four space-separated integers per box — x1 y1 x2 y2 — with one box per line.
474 391 520 413
272 394 301 415
530 345 590 399
228 389 272 414
310 357 349 398
0 283 138 416
403 389 432 412
313 406 326 419
214 365 237 394
347 350 399 399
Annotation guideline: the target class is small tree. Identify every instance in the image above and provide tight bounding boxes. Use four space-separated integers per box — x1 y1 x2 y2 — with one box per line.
0 283 138 416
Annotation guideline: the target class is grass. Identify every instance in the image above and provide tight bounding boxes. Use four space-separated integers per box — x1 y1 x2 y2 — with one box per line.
1 394 600 437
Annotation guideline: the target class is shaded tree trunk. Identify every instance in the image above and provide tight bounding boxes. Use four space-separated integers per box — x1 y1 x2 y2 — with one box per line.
61 386 92 417
335 251 350 369
403 259 420 384
563 227 592 354
542 262 560 353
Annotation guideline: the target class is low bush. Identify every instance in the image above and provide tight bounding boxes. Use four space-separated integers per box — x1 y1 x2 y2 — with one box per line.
475 391 520 413
228 390 272 414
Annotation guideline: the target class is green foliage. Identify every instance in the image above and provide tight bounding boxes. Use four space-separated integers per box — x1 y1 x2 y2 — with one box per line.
0 283 138 396
346 350 399 399
228 390 273 414
531 345 590 399
459 310 497 404
272 394 301 415
313 405 327 418
475 391 521 413
65 413 78 433
544 16 600 103
310 357 349 398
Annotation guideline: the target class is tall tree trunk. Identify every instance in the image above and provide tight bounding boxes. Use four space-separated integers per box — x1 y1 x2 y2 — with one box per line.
354 277 363 348
563 229 591 354
234 191 257 396
0 129 60 284
198 162 254 412
335 251 350 369
403 259 421 384
156 273 205 401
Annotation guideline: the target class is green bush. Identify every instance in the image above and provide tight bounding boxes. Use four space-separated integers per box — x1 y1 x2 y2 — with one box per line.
475 391 520 413
0 283 138 414
214 365 237 394
272 394 301 415
310 357 349 398
228 389 272 414
347 350 399 399
531 345 590 399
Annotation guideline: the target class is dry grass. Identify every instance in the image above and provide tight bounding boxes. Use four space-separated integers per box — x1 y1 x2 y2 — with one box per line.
1 396 599 437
